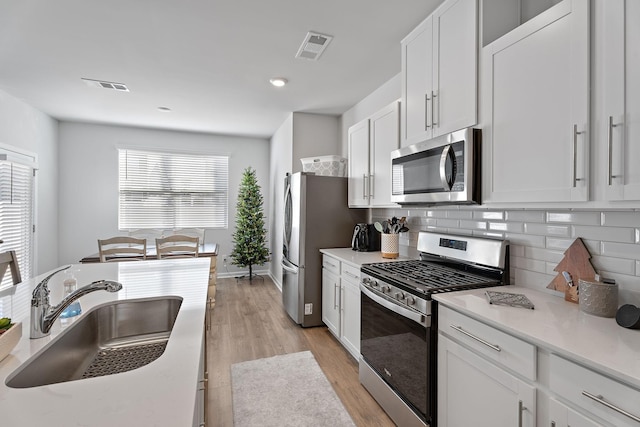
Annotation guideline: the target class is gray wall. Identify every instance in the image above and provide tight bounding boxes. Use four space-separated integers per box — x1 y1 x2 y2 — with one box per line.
0 90 59 275
58 122 270 272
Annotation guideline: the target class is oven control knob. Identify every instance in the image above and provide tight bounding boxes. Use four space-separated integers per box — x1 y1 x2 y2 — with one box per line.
406 295 416 306
371 280 379 288
381 285 391 293
362 278 371 285
395 292 405 301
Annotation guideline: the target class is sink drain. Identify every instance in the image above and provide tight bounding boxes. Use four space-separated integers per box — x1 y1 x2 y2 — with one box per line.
82 341 168 379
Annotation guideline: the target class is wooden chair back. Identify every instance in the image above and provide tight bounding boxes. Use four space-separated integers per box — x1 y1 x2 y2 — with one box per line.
155 235 199 259
0 250 21 285
98 236 147 262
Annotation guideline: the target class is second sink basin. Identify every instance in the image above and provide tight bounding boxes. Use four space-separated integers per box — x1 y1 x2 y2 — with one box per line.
5 296 182 388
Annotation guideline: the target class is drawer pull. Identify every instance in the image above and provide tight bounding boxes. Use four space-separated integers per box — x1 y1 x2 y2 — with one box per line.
518 400 526 427
450 325 501 352
343 271 359 280
582 390 640 423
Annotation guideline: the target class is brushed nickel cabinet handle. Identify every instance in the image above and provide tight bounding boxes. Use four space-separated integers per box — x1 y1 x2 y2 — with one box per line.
450 325 501 352
518 400 526 427
425 93 431 129
362 174 367 199
573 124 585 187
432 91 438 127
334 283 339 309
370 174 375 198
582 390 640 423
607 116 622 185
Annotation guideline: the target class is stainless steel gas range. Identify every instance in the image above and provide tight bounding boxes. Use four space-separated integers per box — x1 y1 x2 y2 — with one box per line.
359 232 509 427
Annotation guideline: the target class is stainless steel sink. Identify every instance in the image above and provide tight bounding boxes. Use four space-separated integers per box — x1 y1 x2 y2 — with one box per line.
5 296 182 388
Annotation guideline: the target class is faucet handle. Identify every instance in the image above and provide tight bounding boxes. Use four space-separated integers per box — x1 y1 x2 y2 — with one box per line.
32 266 72 301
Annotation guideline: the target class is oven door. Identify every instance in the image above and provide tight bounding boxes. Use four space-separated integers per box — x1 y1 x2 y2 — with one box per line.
360 285 432 424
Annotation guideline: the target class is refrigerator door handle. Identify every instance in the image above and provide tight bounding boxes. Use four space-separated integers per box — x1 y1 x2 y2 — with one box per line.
281 258 298 274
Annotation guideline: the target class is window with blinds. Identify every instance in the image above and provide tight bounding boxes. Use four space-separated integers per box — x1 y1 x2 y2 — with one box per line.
118 149 229 229
0 156 35 288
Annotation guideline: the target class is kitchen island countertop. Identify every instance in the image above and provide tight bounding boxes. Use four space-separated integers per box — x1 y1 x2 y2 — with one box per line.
434 285 640 390
0 258 210 426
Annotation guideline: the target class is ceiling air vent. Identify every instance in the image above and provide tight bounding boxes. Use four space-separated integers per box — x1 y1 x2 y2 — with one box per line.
295 31 333 61
82 78 130 92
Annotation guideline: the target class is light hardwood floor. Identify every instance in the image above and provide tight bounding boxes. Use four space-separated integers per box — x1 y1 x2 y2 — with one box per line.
206 275 394 427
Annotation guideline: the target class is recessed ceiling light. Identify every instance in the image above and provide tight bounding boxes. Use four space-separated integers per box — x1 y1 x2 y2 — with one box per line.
157 106 172 112
269 77 288 87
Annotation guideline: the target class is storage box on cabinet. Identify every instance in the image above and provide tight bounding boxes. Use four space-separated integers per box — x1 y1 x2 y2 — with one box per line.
550 354 640 427
438 305 536 381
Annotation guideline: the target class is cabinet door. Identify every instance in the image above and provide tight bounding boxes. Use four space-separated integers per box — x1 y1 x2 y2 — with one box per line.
401 16 433 147
369 101 400 207
483 0 589 202
340 275 361 360
438 335 536 427
321 268 340 337
432 0 478 137
348 118 370 207
549 397 607 427
602 0 640 200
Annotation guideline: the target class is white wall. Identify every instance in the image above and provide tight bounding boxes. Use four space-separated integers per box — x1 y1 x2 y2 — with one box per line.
0 90 59 275
339 74 401 156
58 122 270 272
291 112 339 173
268 112 341 287
268 114 293 288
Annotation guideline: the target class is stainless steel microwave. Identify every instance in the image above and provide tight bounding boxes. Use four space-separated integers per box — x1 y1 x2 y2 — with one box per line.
391 128 481 205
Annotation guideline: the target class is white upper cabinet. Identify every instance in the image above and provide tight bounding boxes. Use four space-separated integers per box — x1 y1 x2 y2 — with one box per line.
597 0 640 201
401 0 478 148
348 101 399 208
482 0 590 203
347 118 370 207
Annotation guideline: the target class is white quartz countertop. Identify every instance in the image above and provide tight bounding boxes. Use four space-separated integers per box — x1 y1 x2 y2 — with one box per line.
0 258 210 426
319 247 413 267
433 286 640 390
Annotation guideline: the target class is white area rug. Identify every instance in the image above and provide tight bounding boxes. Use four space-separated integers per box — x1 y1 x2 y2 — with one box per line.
231 351 356 427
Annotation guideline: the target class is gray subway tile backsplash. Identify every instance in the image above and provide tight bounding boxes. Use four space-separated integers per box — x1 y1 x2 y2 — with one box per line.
371 207 640 301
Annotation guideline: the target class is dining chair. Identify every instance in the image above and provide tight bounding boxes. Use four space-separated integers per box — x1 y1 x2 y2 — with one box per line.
97 236 147 262
0 250 21 285
155 235 199 259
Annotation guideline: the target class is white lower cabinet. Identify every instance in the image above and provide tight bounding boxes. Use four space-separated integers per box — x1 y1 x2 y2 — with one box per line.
437 305 627 427
321 256 340 336
438 305 536 427
550 354 640 427
549 397 606 427
339 263 361 358
321 254 361 360
193 331 206 427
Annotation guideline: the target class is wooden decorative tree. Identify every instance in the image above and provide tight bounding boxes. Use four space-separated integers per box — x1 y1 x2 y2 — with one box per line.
547 238 597 303
230 167 269 282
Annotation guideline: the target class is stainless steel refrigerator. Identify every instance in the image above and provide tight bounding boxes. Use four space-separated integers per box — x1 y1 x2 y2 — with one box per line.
281 172 365 327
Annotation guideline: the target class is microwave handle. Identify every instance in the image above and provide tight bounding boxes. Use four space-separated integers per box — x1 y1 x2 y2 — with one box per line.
439 144 455 191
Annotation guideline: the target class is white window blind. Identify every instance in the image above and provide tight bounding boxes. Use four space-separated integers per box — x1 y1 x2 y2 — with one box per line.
118 149 228 229
0 159 34 287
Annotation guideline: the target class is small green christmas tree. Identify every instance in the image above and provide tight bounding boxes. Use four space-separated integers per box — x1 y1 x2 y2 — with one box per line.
230 167 269 282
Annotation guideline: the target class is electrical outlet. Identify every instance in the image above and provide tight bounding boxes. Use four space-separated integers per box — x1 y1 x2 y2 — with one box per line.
222 254 228 267
304 303 312 315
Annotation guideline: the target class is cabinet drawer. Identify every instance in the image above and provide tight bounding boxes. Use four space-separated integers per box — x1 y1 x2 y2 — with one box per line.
341 263 360 284
550 354 640 427
438 305 536 381
322 255 340 275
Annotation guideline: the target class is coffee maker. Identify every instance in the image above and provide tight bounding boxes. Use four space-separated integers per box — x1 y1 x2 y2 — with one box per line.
351 223 381 252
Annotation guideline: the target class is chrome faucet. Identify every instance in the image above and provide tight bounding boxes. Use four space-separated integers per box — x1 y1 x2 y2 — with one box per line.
30 266 123 339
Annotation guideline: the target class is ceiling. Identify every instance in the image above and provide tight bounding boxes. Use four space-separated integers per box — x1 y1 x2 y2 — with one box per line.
0 0 442 139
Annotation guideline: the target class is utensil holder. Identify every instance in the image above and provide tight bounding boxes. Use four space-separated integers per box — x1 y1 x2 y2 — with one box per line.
579 279 618 318
381 233 399 259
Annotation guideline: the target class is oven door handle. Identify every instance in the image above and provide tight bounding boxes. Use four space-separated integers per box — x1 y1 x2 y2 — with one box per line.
360 284 426 326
